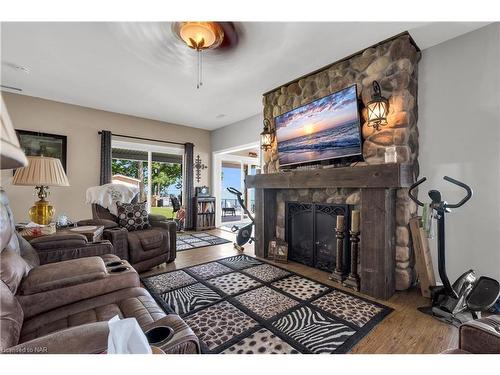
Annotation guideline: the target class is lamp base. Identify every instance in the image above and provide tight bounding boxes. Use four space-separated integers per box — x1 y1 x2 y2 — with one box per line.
29 199 55 225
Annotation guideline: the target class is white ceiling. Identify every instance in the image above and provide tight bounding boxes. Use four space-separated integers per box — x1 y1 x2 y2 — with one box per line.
0 22 489 130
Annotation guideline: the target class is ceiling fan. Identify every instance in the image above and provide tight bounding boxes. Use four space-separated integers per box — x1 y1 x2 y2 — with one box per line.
171 22 239 88
108 22 239 89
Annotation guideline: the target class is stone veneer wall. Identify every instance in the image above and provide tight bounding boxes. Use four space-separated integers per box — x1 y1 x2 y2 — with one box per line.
262 34 421 290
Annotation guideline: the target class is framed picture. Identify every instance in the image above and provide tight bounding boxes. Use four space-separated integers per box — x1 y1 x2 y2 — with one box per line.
16 130 67 172
267 239 278 260
274 239 288 263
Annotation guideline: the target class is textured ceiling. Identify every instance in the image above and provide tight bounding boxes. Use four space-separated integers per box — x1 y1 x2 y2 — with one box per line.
0 22 489 130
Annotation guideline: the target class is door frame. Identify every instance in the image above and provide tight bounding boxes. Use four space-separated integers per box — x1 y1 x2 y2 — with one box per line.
212 141 260 228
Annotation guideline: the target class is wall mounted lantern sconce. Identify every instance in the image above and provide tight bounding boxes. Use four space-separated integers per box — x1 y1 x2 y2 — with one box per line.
260 118 275 151
366 81 389 131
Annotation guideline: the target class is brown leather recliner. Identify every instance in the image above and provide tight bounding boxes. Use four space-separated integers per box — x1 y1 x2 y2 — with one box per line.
0 190 199 354
78 202 177 273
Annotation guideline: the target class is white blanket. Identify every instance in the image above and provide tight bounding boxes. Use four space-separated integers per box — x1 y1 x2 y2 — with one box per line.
107 315 151 354
86 183 139 216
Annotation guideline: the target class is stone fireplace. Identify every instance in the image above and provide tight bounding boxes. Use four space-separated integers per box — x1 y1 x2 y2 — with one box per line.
247 164 414 300
247 32 421 298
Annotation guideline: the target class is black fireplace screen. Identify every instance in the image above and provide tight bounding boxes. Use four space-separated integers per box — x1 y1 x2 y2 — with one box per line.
286 202 350 272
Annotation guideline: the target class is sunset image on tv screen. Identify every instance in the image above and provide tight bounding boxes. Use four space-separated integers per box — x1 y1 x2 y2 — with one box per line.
275 85 361 166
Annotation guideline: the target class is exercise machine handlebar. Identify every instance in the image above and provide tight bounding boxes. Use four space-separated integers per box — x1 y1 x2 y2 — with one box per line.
408 176 472 209
226 187 242 196
443 176 473 208
408 177 427 207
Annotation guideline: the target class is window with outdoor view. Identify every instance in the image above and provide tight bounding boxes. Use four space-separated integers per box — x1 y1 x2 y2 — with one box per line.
111 148 182 218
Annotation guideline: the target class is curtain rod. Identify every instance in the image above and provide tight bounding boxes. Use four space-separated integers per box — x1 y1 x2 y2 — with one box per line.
98 131 189 147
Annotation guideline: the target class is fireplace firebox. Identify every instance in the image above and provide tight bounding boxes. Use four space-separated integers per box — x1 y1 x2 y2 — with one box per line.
285 202 351 273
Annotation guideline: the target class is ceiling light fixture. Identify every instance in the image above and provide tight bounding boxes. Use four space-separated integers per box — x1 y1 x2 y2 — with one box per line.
172 22 224 89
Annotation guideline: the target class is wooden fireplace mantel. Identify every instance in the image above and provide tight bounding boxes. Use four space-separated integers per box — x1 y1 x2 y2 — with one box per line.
245 163 415 300
245 163 414 189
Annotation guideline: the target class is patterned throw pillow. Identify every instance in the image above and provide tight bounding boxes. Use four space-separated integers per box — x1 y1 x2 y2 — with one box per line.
116 201 151 231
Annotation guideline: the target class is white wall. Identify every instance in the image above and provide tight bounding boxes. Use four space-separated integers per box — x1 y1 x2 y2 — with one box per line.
1 93 211 222
211 113 262 153
210 114 262 225
419 23 500 281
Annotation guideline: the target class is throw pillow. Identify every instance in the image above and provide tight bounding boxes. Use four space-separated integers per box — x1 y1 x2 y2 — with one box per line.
116 201 151 232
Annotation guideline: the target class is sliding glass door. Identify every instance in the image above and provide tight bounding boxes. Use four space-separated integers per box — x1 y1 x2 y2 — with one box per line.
111 140 183 217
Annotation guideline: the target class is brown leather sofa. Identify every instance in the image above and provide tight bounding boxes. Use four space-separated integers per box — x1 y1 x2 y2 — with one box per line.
443 315 500 354
78 201 177 272
0 190 199 354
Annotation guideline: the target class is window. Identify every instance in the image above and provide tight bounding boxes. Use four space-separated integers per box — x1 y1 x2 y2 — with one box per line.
111 140 183 217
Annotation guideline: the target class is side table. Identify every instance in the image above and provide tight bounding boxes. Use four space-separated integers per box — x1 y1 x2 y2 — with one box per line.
17 224 104 242
58 225 104 242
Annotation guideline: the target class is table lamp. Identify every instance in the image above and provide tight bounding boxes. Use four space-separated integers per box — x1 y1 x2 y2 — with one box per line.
12 156 70 224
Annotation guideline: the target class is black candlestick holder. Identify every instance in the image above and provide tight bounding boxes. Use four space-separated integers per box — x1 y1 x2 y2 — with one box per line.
343 230 360 291
329 227 345 283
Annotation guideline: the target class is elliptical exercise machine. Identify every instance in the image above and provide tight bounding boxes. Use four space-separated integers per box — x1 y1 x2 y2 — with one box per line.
409 176 500 326
226 187 255 251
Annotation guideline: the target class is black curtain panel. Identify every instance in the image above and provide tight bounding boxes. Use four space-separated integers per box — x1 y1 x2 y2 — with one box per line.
100 130 112 185
184 142 194 230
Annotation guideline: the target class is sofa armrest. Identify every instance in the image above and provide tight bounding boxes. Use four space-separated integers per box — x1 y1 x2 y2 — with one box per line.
4 322 109 354
31 233 87 249
18 259 139 319
31 235 115 265
459 316 500 354
150 219 176 263
149 214 168 222
103 227 129 261
77 218 118 229
21 257 107 295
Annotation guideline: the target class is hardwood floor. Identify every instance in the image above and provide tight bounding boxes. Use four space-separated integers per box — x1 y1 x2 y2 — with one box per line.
141 228 459 354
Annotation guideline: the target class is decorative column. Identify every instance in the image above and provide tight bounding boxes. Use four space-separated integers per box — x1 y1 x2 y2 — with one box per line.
343 230 360 291
330 215 346 283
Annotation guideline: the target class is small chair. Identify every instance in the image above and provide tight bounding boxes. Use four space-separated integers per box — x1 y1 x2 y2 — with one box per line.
170 195 181 220
222 201 236 217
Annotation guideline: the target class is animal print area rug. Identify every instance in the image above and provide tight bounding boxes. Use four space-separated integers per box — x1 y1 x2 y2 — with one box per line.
176 232 231 251
141 255 392 354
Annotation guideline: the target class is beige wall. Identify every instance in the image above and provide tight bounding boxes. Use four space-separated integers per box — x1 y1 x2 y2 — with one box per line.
1 93 211 222
419 23 500 281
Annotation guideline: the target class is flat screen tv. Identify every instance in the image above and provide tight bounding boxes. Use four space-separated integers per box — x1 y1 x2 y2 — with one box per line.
275 84 362 167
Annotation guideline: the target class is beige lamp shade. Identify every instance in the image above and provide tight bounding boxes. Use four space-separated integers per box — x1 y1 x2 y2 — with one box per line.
1 96 28 169
172 22 224 50
13 156 70 186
